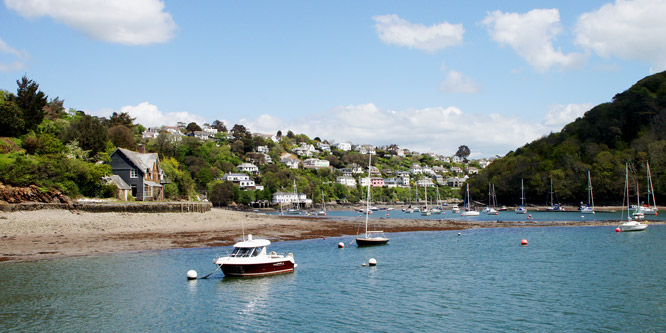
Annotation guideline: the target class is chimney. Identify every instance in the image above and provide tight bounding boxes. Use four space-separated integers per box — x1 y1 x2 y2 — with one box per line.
138 144 145 154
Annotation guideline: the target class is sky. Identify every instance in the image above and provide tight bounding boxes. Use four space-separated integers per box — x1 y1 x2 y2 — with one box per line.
1 0 665 158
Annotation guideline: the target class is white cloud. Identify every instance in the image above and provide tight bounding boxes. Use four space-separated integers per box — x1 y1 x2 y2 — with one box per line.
4 0 176 45
440 70 481 94
542 103 594 128
97 102 205 128
575 0 666 72
482 9 587 72
0 37 29 72
241 103 551 157
373 14 464 52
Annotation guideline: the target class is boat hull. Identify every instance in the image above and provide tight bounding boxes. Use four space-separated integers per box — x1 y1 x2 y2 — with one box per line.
356 237 389 247
219 260 295 277
620 222 648 232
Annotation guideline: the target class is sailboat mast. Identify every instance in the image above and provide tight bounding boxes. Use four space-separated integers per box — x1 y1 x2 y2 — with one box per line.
550 178 554 207
647 162 656 207
588 171 594 209
365 154 372 236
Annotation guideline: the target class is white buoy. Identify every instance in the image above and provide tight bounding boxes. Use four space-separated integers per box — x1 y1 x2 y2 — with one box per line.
457 232 462 236
368 258 377 266
338 242 345 248
187 270 198 280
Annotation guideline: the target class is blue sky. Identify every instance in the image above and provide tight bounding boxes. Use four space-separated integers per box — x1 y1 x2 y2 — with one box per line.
1 0 665 158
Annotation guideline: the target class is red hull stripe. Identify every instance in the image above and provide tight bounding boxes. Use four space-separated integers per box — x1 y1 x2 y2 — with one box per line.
220 261 295 277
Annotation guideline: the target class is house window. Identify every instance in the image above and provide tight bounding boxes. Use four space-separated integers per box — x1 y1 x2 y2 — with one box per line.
130 169 138 178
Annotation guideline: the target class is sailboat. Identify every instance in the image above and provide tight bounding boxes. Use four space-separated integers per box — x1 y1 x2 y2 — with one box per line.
632 182 645 220
580 171 595 214
462 183 480 216
421 184 431 216
545 178 564 212
286 179 302 214
316 189 326 216
484 183 499 215
430 186 442 214
619 163 648 232
638 162 659 215
355 154 389 246
515 179 527 214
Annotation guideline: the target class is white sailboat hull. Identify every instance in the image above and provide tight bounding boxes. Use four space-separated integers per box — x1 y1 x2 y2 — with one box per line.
619 221 648 232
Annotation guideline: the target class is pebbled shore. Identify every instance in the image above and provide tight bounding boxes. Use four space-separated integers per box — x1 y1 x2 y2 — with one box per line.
0 208 655 262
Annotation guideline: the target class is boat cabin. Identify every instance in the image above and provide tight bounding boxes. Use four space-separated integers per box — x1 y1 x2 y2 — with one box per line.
230 236 270 257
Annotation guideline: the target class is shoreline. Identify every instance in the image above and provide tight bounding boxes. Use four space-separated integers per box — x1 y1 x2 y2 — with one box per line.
1 208 660 263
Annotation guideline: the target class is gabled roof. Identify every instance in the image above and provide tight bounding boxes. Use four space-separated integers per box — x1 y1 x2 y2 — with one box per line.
103 175 130 190
114 148 159 172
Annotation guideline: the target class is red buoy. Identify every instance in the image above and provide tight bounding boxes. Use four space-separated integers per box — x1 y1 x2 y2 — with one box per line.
616 227 621 233
521 239 528 246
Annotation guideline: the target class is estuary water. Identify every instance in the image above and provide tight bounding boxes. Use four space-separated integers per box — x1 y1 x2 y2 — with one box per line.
1 225 665 331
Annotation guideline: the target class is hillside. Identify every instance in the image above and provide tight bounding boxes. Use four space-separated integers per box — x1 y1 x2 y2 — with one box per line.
467 71 666 206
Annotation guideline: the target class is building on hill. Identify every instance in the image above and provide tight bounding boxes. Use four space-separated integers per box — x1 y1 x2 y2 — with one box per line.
236 162 259 174
334 142 352 151
303 158 330 169
109 147 164 201
336 176 357 187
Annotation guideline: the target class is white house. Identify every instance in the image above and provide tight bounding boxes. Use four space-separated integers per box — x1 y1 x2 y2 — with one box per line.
303 158 330 169
271 192 311 205
422 165 435 175
334 142 352 151
450 166 464 174
359 177 371 187
317 142 331 152
256 145 269 154
236 163 259 174
384 178 399 188
410 164 423 175
336 176 357 187
416 178 435 187
466 166 479 175
452 155 465 163
222 173 250 182
446 177 465 187
350 164 364 174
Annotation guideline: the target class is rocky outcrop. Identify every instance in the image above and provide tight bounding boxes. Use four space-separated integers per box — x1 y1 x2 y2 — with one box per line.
0 183 71 204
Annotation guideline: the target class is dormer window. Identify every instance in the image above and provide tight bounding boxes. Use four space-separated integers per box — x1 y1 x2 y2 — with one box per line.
130 169 138 178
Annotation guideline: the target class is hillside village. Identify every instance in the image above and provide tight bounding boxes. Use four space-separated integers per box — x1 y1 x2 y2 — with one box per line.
0 75 500 208
132 121 494 207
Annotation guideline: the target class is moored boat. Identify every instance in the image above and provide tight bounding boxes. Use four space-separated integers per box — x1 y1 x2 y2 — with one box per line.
618 163 648 232
213 234 297 277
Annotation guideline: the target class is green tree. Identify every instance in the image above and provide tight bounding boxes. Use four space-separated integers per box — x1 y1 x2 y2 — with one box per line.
11 75 47 133
66 112 109 155
108 125 135 149
186 122 202 134
43 97 66 121
455 145 471 159
0 99 24 137
209 181 235 206
107 112 136 129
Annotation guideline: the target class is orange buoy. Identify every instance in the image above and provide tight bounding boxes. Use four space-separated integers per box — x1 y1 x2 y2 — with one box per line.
521 239 528 246
615 227 621 233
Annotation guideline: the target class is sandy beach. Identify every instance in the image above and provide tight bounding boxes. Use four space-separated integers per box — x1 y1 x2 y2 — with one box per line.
0 208 653 262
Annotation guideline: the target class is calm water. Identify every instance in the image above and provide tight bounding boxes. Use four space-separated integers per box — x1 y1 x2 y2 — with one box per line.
1 226 665 331
279 208 666 223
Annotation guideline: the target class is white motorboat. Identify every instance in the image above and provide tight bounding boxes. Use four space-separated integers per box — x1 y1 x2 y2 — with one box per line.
213 234 296 277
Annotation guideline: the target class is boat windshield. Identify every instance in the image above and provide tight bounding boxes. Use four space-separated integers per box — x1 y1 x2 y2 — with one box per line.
231 247 263 257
